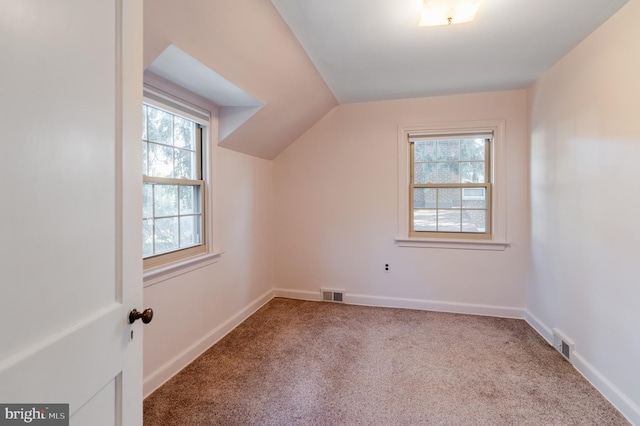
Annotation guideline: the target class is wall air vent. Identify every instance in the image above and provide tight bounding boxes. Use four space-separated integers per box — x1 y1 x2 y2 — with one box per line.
552 328 575 363
561 340 571 359
321 288 345 303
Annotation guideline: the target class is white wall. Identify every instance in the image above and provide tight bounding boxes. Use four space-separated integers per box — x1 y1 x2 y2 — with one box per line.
142 0 298 397
142 145 274 396
141 2 640 421
143 0 336 159
526 1 640 422
273 91 530 316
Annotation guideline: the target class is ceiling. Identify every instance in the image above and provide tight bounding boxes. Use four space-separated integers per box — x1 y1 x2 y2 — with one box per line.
270 0 628 103
144 0 338 159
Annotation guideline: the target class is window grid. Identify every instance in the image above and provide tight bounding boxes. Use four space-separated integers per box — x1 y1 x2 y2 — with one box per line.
142 103 206 263
143 183 202 257
409 136 492 238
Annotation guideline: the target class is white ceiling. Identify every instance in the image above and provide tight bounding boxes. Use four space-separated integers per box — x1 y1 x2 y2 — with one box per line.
270 0 628 103
147 45 263 107
145 0 339 159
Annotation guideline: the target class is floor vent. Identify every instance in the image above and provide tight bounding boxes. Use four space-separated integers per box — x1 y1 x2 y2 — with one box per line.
321 288 345 303
552 328 574 363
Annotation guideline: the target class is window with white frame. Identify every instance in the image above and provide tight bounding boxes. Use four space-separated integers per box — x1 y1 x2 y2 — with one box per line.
397 121 507 250
142 100 208 268
410 133 492 238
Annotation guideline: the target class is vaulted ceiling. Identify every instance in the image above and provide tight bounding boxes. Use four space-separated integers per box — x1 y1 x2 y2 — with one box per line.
144 0 628 159
144 0 338 159
271 0 628 103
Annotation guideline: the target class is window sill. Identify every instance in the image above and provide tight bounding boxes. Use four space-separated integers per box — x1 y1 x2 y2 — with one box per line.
143 251 224 288
395 238 508 251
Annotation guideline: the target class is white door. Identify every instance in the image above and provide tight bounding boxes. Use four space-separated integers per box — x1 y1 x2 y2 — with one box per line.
0 1 144 425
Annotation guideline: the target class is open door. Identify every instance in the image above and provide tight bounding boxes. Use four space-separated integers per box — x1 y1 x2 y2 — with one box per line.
0 1 144 424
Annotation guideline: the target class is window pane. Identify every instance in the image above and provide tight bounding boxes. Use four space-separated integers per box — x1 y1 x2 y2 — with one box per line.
175 148 196 179
142 104 205 261
436 162 460 183
154 185 178 217
462 210 486 233
413 209 437 231
147 106 173 144
179 185 199 214
142 142 148 176
143 183 154 219
438 188 461 209
462 199 486 209
174 116 196 149
413 188 436 208
461 138 486 161
437 210 461 232
414 163 437 184
414 140 436 162
437 140 460 161
142 105 147 141
154 217 179 254
143 219 154 257
460 161 485 183
180 215 200 248
462 188 486 208
409 134 491 237
148 143 174 178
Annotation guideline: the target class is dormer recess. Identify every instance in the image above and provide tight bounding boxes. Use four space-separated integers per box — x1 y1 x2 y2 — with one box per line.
145 44 264 143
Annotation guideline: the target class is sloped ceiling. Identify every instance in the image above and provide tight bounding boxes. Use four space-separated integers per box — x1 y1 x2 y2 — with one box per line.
144 0 628 159
143 0 338 160
271 0 629 103
146 45 264 142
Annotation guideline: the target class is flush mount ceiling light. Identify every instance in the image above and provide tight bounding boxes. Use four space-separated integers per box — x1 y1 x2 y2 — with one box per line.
419 0 483 26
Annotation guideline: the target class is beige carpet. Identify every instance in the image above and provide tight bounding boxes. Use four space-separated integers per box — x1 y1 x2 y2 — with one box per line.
144 298 628 425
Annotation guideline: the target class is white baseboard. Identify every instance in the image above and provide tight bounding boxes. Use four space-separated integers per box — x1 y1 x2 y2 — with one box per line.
273 287 524 319
572 351 640 425
143 288 639 425
524 310 553 345
273 288 321 302
347 293 525 318
143 289 274 398
525 311 639 425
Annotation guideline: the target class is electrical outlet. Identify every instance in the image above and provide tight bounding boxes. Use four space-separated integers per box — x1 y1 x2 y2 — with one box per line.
384 263 390 273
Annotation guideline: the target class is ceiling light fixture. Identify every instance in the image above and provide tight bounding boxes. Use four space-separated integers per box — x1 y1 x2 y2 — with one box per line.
419 0 483 26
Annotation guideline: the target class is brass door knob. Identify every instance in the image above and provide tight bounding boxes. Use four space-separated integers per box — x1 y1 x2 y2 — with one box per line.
129 308 154 324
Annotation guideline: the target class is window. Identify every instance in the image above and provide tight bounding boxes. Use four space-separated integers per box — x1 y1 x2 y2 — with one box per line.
142 101 207 268
410 134 491 239
397 121 507 250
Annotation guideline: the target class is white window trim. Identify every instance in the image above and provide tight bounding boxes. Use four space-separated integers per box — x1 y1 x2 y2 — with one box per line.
396 120 509 251
142 80 222 284
143 250 224 288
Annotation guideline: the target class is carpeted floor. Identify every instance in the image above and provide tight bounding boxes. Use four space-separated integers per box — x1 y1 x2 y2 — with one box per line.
144 298 629 425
